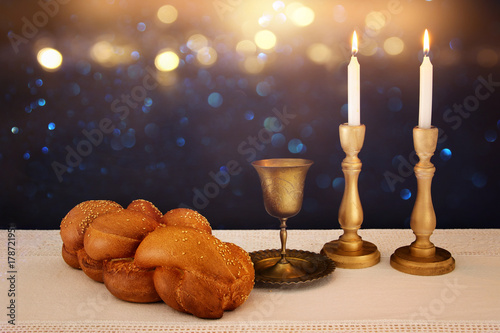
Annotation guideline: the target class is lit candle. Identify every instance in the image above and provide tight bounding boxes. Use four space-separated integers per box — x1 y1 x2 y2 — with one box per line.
348 31 360 126
418 29 433 129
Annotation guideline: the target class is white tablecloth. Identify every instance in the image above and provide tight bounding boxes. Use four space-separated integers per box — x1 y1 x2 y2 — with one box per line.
1 229 500 332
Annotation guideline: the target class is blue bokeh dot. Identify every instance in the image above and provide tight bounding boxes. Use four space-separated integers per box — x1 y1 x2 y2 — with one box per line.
484 130 497 142
48 122 56 130
137 22 146 31
256 81 271 97
208 92 223 108
288 138 303 153
271 133 286 147
440 148 452 161
332 177 345 192
244 110 254 120
388 97 403 112
176 137 186 147
471 172 487 188
400 188 411 200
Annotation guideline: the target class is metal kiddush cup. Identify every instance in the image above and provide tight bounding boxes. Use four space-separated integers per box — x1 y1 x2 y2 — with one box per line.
252 158 313 280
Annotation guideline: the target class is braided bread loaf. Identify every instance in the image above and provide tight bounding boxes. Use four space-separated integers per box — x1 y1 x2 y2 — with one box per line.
60 202 254 319
134 226 255 319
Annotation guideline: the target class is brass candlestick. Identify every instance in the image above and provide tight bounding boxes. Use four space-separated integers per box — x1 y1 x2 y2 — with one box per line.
390 126 455 276
321 124 380 269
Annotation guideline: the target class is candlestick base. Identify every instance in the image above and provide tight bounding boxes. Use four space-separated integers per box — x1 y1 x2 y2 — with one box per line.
321 239 380 269
390 246 455 276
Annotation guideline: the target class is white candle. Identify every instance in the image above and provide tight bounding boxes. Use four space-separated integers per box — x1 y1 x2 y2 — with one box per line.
348 31 360 126
418 29 433 129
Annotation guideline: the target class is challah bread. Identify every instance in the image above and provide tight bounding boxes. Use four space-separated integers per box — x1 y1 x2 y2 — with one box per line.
103 258 161 303
77 248 104 282
84 209 160 261
134 226 254 319
127 199 163 222
160 208 212 234
62 244 80 269
60 200 123 268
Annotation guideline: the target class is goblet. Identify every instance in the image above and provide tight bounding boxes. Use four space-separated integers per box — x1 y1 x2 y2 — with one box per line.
252 158 334 283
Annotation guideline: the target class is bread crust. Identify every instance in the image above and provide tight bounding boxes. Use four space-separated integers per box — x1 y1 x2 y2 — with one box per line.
135 226 254 318
84 209 160 261
127 199 163 222
160 208 212 234
103 258 161 303
77 248 104 283
60 200 123 259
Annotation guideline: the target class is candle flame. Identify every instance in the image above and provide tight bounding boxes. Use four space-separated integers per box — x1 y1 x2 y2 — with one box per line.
352 31 358 55
423 29 430 56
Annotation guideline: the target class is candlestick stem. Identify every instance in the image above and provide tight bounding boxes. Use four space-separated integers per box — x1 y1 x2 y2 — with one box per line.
390 126 455 275
321 124 380 268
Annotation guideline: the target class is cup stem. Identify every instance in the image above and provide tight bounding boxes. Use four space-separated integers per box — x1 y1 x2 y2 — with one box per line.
279 218 288 263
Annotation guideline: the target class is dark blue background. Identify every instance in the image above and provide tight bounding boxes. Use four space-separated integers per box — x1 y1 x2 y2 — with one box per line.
1 0 499 230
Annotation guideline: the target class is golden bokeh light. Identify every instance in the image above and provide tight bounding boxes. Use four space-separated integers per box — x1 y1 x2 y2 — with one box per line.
187 34 209 52
197 47 218 66
365 11 386 35
90 41 114 64
307 43 331 64
254 30 277 50
383 37 405 56
477 48 498 68
37 47 63 71
243 56 265 74
236 40 257 56
154 49 180 71
157 5 178 24
358 38 378 57
290 5 315 27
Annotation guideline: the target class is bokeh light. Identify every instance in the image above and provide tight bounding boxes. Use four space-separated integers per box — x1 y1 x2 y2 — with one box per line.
484 130 497 142
208 92 223 108
332 177 345 192
289 4 315 27
154 50 180 71
187 34 208 52
400 188 411 200
37 48 63 71
288 138 304 153
471 172 487 188
243 56 266 74
254 30 277 50
307 43 332 64
196 47 217 66
236 40 257 56
365 11 386 35
440 148 452 161
383 37 405 55
157 5 178 24
90 41 114 65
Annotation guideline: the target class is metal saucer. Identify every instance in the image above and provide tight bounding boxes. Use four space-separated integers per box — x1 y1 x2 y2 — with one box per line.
250 249 335 285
